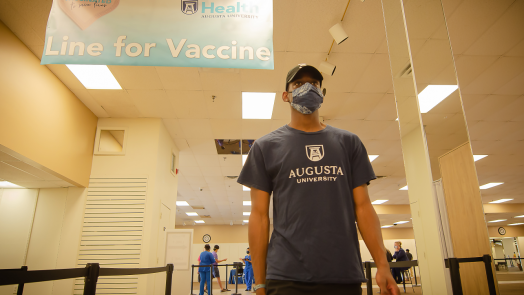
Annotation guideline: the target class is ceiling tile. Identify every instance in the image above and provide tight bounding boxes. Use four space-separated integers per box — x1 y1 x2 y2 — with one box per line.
195 155 221 167
178 119 214 138
155 67 202 90
163 119 184 139
493 70 524 96
463 1 524 56
454 55 499 89
203 91 242 119
242 120 272 139
200 71 241 91
46 64 85 90
333 93 384 120
323 53 374 93
0 1 43 47
187 138 217 155
462 57 524 95
200 166 224 177
6 0 51 39
273 0 297 52
128 89 176 118
88 90 139 118
178 151 198 167
218 155 242 167
180 166 202 177
463 95 519 122
108 66 164 90
209 119 242 139
352 54 392 93
166 90 209 119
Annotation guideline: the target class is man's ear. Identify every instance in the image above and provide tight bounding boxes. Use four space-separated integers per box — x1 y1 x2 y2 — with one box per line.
282 91 290 102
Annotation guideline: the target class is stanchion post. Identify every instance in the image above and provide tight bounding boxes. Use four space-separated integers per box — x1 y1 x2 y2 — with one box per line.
209 265 213 295
414 264 418 285
165 264 174 295
190 265 195 295
365 262 372 295
482 255 497 295
448 258 463 295
83 263 100 295
232 263 241 295
16 266 27 295
225 265 228 291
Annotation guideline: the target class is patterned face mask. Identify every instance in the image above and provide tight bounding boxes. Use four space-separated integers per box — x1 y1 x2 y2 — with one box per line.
290 82 324 114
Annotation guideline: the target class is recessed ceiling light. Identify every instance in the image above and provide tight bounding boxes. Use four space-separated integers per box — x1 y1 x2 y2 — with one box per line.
186 212 198 216
242 154 248 166
176 201 190 206
487 219 507 223
395 221 409 224
515 215 524 218
371 200 388 205
399 185 408 190
369 155 379 162
418 85 458 113
195 220 205 223
66 64 121 89
489 198 512 204
243 186 251 191
508 223 524 226
243 201 251 206
0 181 24 188
381 225 393 228
243 212 251 216
242 92 276 119
480 182 503 189
473 155 488 162
243 220 249 223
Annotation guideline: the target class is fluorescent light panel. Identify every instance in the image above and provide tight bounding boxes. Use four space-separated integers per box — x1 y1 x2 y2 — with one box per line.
66 65 121 89
243 220 249 223
508 223 524 226
399 185 408 190
480 182 503 189
0 181 24 188
242 92 276 119
489 198 512 204
473 155 488 162
515 215 524 218
243 201 251 206
381 225 393 228
418 85 458 113
395 221 409 224
368 155 379 162
176 201 190 206
487 219 507 223
195 220 205 223
242 154 248 166
186 212 198 216
243 212 251 216
371 200 388 205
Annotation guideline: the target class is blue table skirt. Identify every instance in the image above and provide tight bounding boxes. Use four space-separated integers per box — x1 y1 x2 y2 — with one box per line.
228 269 244 284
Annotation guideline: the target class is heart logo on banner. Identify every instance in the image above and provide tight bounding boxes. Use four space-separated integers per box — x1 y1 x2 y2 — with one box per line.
58 0 120 30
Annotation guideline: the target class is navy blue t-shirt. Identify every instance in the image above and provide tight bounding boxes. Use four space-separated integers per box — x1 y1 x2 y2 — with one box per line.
237 125 376 284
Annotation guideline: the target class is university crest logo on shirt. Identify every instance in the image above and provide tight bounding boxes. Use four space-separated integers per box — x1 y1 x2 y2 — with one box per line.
305 145 324 162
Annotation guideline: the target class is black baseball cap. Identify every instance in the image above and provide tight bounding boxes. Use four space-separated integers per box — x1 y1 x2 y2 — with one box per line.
285 64 323 90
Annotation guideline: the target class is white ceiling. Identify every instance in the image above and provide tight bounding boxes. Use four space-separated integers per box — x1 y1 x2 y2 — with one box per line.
0 0 522 226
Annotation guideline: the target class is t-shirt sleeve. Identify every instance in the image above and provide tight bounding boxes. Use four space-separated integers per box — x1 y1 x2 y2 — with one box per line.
350 136 376 189
237 142 273 193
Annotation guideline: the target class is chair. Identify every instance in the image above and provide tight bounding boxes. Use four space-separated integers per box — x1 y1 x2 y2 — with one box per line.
401 269 416 293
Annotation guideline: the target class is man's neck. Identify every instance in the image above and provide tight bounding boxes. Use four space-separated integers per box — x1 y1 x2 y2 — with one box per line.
288 109 325 132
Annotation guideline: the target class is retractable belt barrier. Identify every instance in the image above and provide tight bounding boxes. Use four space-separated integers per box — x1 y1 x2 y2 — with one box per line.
190 263 244 295
0 263 174 295
363 260 419 295
445 255 496 295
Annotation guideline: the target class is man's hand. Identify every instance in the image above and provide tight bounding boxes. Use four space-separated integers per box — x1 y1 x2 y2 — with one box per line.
375 267 400 295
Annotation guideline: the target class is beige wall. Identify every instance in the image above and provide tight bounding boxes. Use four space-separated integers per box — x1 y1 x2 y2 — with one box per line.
0 188 87 295
89 118 179 295
488 225 524 238
0 21 97 187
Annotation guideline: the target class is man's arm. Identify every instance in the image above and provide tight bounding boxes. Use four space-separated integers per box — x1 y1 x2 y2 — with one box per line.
249 187 271 295
354 184 399 295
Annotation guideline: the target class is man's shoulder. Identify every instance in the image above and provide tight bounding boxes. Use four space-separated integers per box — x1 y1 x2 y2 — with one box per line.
326 125 360 140
253 125 288 146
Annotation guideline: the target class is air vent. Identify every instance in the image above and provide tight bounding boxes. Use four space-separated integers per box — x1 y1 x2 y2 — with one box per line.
398 63 412 78
200 215 212 218
191 206 205 210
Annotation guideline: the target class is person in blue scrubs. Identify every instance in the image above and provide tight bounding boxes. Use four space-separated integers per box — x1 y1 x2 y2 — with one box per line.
199 244 216 295
240 247 254 291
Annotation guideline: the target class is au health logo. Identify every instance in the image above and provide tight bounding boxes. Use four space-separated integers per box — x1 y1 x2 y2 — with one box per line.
306 145 324 162
182 0 198 15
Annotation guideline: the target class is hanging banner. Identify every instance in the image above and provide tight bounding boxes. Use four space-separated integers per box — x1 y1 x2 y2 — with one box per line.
41 0 273 70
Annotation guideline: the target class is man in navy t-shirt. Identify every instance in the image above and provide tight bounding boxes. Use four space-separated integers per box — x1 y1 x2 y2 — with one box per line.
238 64 400 295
